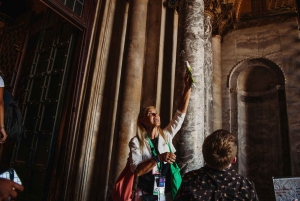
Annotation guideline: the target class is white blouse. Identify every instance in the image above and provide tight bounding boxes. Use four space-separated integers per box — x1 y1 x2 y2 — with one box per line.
0 76 4 87
129 110 186 172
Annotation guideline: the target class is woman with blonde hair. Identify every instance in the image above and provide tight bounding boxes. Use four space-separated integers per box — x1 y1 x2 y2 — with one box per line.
129 74 192 201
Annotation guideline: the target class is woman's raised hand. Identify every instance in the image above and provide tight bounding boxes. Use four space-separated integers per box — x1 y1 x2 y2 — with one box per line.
158 152 176 164
184 73 192 89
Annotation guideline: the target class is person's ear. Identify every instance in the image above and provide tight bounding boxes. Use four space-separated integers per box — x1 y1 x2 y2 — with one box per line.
232 157 237 164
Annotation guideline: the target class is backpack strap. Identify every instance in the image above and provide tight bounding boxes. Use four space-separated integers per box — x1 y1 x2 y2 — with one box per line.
3 89 14 109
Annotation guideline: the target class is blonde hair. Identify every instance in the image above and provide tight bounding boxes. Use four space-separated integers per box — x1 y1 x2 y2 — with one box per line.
137 106 168 153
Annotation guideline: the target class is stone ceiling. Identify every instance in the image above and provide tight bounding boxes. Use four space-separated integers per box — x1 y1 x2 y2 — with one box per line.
236 0 296 20
205 0 297 36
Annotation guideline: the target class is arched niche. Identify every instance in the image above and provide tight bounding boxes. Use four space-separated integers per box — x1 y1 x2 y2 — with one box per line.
228 58 291 201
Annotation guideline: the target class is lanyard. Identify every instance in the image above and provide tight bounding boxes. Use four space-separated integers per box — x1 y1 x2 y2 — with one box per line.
146 135 161 172
167 142 172 153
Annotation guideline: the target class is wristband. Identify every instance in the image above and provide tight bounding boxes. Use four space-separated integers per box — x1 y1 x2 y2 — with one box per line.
154 155 160 163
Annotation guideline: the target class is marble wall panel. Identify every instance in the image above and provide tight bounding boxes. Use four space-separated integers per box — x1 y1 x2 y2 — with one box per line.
259 30 282 64
236 34 259 61
283 55 300 88
222 21 300 200
237 91 281 200
235 30 283 64
222 20 300 177
279 23 300 57
221 35 237 63
224 21 300 64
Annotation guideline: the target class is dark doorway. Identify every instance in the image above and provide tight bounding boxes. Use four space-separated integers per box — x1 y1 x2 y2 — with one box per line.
0 8 80 200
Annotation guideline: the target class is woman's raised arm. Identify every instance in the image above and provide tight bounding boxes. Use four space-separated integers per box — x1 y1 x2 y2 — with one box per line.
177 74 192 114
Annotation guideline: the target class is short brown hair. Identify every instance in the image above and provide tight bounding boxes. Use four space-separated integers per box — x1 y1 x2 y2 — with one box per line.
202 129 237 170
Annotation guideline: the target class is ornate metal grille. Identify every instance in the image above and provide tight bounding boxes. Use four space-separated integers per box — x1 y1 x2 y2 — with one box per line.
0 14 31 91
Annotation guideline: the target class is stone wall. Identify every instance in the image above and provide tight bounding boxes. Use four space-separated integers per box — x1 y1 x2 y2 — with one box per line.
221 19 300 199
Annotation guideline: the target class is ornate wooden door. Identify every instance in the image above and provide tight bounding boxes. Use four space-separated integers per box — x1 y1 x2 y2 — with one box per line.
11 10 79 201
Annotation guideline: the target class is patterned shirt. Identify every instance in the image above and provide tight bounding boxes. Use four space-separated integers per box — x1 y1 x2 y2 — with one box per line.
174 165 259 201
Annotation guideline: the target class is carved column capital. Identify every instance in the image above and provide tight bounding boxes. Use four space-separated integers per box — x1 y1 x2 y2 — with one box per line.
204 0 235 37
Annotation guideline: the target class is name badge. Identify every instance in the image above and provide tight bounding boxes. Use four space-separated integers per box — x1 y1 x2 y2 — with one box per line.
153 175 165 199
157 176 166 187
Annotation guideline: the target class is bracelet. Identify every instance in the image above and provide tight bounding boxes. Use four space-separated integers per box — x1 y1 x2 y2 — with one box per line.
0 126 4 129
150 158 156 165
154 155 160 163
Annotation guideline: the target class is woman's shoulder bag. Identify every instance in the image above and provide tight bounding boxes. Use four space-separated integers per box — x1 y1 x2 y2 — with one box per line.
112 159 135 201
167 143 182 200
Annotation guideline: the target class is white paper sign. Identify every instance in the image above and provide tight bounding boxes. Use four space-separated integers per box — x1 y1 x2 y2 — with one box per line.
273 177 300 201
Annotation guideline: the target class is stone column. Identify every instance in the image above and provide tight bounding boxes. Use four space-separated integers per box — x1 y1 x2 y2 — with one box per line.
174 0 205 174
142 0 162 108
75 0 121 199
204 13 213 137
113 0 148 180
104 1 129 198
212 35 222 131
169 13 179 119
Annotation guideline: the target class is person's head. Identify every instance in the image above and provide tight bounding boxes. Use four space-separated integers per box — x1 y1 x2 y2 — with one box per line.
202 129 237 170
138 106 161 129
136 106 166 152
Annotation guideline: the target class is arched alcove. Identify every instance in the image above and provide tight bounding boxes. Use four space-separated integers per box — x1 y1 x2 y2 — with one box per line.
228 58 291 201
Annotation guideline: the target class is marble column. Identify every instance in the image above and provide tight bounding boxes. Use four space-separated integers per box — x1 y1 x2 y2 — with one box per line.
114 0 148 180
142 0 162 108
174 0 205 174
212 35 222 131
169 13 179 119
204 13 213 138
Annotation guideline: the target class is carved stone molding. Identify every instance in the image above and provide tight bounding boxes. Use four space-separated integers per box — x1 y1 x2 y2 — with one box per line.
203 0 297 37
227 57 286 89
204 0 235 36
234 0 297 30
234 13 297 30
